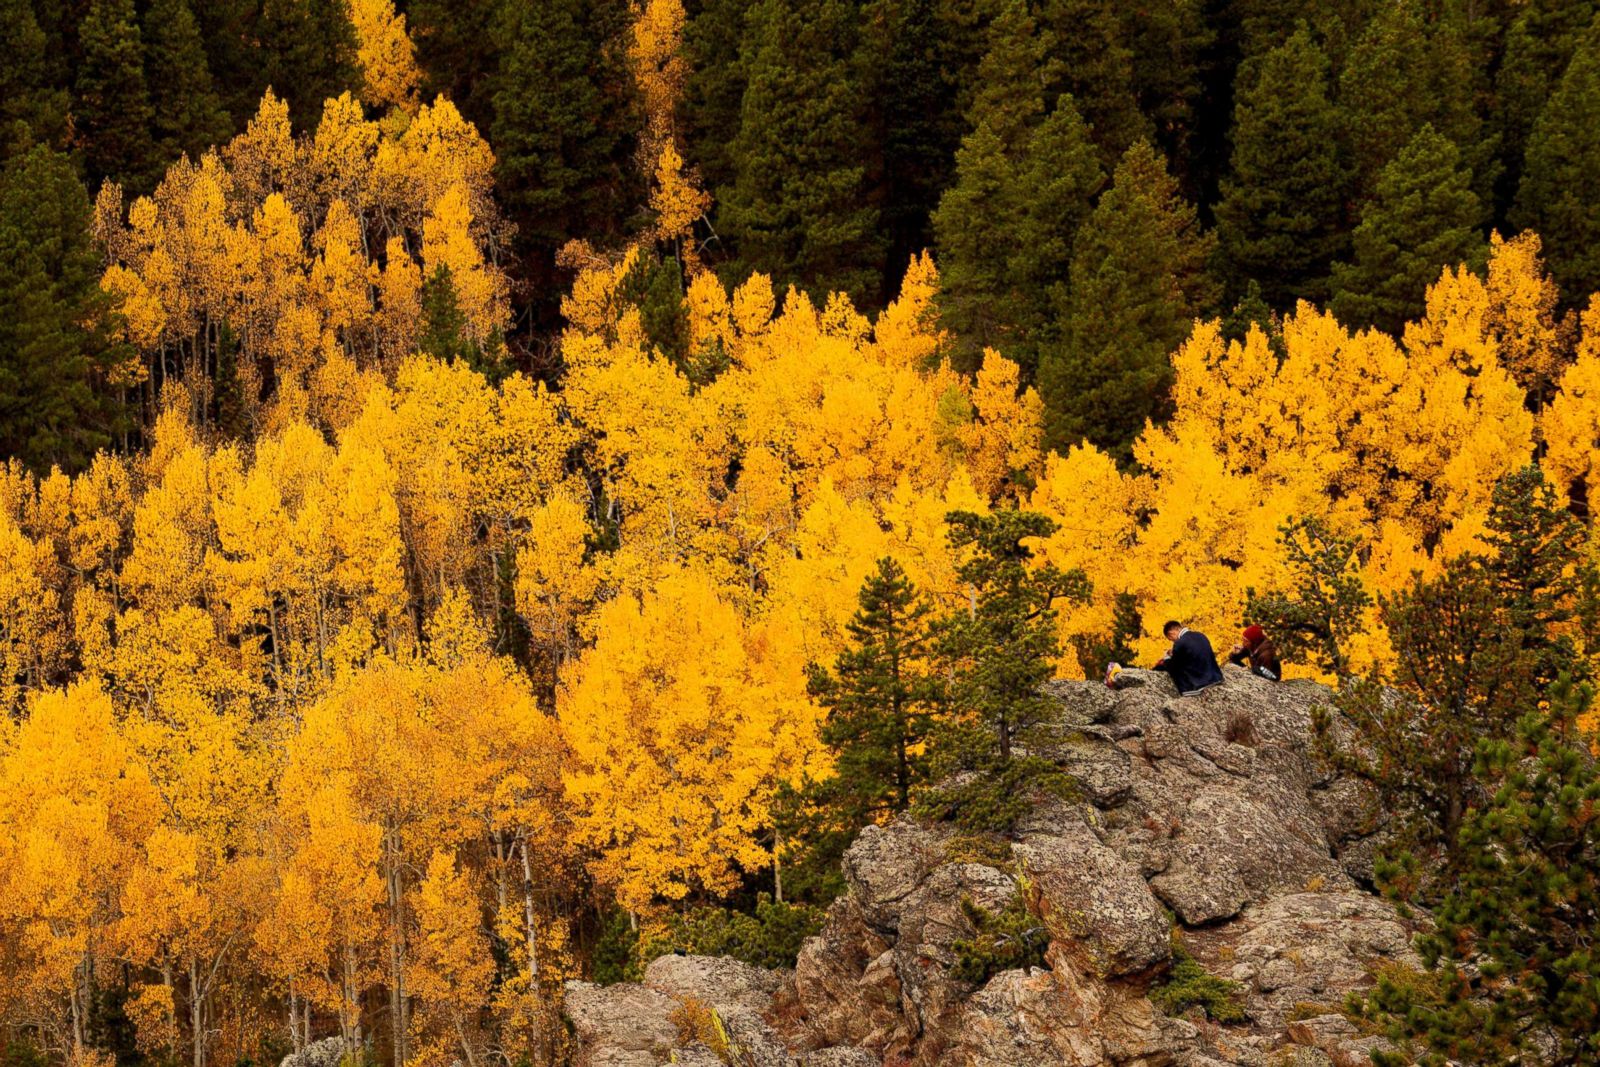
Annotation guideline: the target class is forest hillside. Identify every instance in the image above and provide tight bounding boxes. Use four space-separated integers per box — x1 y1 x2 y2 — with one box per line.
1 1 1599 1066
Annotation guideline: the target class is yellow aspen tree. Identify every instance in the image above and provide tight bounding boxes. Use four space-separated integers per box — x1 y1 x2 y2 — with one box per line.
350 0 422 114
685 269 734 358
305 94 382 215
310 199 375 353
376 237 424 360
466 372 580 531
424 586 488 667
514 495 600 665
1543 297 1600 506
409 850 493 1067
68 452 135 581
759 480 893 661
421 183 509 346
118 826 269 1067
1027 445 1143 656
286 652 560 1067
0 685 159 1058
323 440 409 659
559 568 805 911
1484 229 1569 403
627 0 710 261
0 507 65 710
257 782 386 1053
373 98 499 233
870 252 948 370
647 144 711 260
956 349 1044 500
224 92 296 215
121 428 213 612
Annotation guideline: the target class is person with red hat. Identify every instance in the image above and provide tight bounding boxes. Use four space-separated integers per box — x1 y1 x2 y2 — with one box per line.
1229 624 1281 681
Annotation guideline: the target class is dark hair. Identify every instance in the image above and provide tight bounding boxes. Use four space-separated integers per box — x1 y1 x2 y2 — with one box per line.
1161 620 1183 635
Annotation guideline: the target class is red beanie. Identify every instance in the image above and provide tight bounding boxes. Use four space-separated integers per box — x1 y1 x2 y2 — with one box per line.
1242 624 1265 646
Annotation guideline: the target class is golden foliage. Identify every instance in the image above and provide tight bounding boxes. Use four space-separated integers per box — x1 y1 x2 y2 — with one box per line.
0 105 1586 1062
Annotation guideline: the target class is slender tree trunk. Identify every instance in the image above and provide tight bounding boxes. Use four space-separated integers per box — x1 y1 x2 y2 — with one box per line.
385 830 408 1067
190 958 206 1067
288 985 302 1054
773 829 784 904
519 837 540 981
69 957 85 1059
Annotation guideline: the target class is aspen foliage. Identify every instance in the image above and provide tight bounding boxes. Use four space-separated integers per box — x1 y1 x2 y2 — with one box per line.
0 76 1596 1067
351 0 423 114
93 92 510 432
628 0 711 259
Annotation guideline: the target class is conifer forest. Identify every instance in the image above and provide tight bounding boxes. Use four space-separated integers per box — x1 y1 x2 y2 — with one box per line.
2 0 1600 1064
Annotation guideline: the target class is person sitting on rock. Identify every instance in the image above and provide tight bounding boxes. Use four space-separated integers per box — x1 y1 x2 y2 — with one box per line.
1152 620 1224 695
1228 624 1281 681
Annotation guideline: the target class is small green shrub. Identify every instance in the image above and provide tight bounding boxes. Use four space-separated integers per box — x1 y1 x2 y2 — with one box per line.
1 1040 49 1067
628 895 825 976
942 833 1014 868
1150 939 1246 1024
950 887 1049 985
592 908 643 984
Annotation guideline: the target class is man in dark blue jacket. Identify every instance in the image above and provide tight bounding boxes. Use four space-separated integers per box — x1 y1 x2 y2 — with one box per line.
1153 620 1224 695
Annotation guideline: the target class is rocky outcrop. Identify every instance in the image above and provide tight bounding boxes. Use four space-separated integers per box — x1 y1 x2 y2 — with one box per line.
564 667 1420 1066
278 1037 352 1067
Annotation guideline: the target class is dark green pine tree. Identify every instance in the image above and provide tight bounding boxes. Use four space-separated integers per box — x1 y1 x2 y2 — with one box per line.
255 0 360 126
1213 25 1348 308
932 0 1100 374
775 557 941 904
0 142 130 472
1117 0 1213 194
418 264 505 378
918 509 1090 832
683 0 757 208
407 0 502 135
959 0 1056 155
143 0 233 162
0 0 69 157
615 253 702 382
1220 279 1284 359
1035 0 1153 167
1495 0 1596 216
490 0 638 269
75 0 158 193
1040 140 1217 458
1246 515 1372 678
932 102 1101 377
931 123 1022 368
189 0 266 126
857 0 969 288
1358 677 1600 1067
1228 0 1376 63
1315 556 1538 861
1329 125 1485 336
1481 466 1594 694
809 557 939 821
418 265 472 365
1337 0 1496 209
719 0 883 304
1425 0 1502 213
1514 12 1600 303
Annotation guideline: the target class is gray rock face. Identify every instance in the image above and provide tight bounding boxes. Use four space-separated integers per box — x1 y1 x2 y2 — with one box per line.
564 670 1411 1066
841 820 944 932
563 981 681 1066
643 953 783 1013
1014 811 1169 978
278 1037 349 1067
